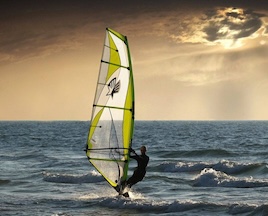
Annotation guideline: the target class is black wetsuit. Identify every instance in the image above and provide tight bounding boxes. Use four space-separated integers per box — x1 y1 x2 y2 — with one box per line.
126 151 149 187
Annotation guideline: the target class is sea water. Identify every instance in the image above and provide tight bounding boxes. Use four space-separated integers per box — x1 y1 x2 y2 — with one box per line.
1 121 268 215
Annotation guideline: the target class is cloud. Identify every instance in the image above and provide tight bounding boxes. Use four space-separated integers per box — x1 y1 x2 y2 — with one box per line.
0 2 100 64
155 6 268 49
0 19 88 64
1 1 267 65
203 8 265 45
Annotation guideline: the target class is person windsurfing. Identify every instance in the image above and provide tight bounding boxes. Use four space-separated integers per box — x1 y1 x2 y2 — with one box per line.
122 146 149 192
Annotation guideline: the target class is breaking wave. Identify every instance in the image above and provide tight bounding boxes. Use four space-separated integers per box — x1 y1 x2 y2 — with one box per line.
80 194 268 215
155 160 268 175
193 168 268 188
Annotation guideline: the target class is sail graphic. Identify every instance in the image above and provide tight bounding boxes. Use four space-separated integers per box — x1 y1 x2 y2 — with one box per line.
85 28 134 193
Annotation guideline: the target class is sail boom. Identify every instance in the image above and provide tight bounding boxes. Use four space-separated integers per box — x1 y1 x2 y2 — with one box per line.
89 157 127 163
93 104 133 111
86 147 129 150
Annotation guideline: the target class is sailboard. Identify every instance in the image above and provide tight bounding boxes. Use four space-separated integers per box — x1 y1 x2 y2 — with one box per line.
85 28 134 195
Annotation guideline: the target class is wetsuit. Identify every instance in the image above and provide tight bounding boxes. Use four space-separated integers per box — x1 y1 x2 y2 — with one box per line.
126 151 149 187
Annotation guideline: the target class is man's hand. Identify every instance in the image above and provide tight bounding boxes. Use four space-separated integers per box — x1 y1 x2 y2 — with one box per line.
129 148 135 153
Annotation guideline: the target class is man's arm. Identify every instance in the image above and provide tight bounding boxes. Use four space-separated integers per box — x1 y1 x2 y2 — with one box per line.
129 148 139 159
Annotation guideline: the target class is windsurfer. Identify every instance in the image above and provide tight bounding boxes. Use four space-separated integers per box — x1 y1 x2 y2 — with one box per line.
124 146 149 188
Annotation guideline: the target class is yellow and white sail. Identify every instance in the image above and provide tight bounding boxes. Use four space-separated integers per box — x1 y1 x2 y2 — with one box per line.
86 28 134 192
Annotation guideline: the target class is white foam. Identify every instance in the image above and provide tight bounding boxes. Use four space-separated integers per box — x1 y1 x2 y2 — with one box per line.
193 168 268 188
158 160 267 175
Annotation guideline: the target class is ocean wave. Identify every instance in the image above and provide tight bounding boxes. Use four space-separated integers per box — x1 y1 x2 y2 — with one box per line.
0 179 11 185
96 197 224 213
193 168 268 188
42 170 103 184
86 195 268 215
158 149 234 158
155 160 268 175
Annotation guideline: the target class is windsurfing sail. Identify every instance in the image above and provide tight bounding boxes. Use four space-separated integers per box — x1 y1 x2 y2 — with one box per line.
85 28 134 193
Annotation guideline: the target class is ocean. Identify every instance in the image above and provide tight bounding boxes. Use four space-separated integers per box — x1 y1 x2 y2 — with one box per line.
1 121 268 216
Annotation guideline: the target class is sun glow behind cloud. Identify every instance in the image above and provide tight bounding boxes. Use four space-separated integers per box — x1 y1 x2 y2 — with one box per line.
136 5 268 91
206 7 267 49
165 7 268 49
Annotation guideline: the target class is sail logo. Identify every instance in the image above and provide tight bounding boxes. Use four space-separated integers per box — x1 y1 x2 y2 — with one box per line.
107 77 120 98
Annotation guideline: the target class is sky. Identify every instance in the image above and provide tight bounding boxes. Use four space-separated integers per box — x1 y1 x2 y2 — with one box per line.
1 0 268 121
